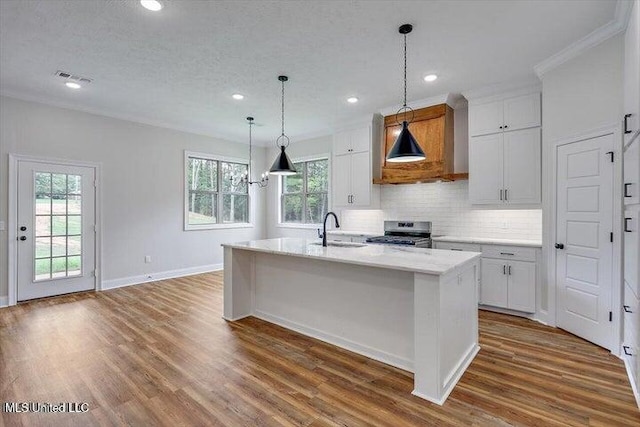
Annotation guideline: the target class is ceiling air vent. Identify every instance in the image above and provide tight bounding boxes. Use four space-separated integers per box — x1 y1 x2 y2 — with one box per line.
55 70 92 84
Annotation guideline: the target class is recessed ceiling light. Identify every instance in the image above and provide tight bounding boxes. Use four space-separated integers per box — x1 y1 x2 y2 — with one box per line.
65 82 81 89
347 97 359 104
232 93 244 100
140 0 163 11
424 74 438 82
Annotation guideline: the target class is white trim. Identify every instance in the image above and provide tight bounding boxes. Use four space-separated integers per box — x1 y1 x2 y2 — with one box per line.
623 357 640 409
462 80 542 104
8 154 103 305
544 124 623 353
0 92 253 147
534 0 634 78
0 296 8 308
411 344 480 406
378 93 461 116
253 309 414 372
101 263 222 290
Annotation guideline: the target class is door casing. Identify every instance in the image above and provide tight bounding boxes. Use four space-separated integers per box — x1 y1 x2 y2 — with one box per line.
8 154 103 306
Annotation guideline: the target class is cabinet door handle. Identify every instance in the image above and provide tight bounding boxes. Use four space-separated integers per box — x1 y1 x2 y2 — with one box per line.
624 114 632 134
351 195 355 204
499 126 503 129
624 183 632 197
623 346 633 356
504 125 508 129
624 305 632 313
500 252 515 256
508 265 511 275
625 217 632 232
504 189 508 201
500 189 503 201
450 248 463 251
503 265 506 275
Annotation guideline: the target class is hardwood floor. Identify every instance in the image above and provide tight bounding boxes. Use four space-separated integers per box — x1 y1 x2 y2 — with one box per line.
1 272 638 426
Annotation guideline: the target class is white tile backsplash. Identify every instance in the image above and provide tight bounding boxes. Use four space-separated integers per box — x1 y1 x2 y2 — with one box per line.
381 181 542 240
340 181 542 241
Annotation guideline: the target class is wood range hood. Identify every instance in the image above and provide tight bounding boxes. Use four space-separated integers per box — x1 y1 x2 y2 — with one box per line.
373 103 468 185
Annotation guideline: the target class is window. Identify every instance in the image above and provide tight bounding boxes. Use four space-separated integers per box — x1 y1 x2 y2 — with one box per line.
185 152 249 229
281 158 329 224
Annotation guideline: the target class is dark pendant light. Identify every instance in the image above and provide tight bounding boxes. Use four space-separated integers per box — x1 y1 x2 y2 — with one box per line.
387 24 426 163
241 117 268 188
269 75 297 175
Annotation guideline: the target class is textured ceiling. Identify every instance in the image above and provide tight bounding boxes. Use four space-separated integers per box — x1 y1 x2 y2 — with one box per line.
0 0 616 145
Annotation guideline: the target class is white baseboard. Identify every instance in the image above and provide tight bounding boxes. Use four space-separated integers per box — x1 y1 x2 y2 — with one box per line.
0 296 8 308
101 263 223 290
623 357 640 410
253 309 413 372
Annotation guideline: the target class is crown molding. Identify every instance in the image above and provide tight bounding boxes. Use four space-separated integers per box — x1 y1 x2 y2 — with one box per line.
377 93 461 116
461 78 541 103
534 0 633 78
0 89 257 146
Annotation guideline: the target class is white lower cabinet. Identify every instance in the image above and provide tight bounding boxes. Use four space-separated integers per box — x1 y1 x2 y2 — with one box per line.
623 281 640 404
436 241 538 314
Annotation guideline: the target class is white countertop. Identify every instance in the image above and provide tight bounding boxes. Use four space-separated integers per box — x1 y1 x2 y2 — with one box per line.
222 238 480 276
326 230 380 237
432 235 542 248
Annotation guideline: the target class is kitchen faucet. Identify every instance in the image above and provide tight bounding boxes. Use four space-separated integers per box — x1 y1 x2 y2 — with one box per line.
318 212 340 247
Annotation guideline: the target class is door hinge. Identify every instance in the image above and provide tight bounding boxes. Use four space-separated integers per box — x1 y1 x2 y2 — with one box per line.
606 151 614 162
610 232 613 242
609 311 612 322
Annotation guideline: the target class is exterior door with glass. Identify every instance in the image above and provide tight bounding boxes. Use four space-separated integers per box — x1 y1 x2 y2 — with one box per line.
17 161 96 301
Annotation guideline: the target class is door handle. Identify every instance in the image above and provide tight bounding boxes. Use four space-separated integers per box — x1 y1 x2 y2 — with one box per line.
504 189 508 201
19 236 26 241
20 226 27 231
503 265 506 275
624 183 633 197
555 243 564 249
499 189 503 201
508 265 512 275
624 113 632 134
625 217 632 232
624 305 632 313
623 346 633 356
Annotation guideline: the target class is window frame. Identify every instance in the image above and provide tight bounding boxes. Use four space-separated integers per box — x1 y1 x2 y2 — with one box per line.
278 154 331 228
184 151 253 231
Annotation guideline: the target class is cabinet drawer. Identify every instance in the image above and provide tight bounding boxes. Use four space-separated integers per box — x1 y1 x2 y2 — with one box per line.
482 245 537 262
435 242 482 252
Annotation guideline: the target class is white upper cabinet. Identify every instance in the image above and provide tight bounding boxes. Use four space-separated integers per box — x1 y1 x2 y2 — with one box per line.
469 101 503 137
332 122 380 209
503 128 542 204
334 127 371 156
468 90 541 205
469 92 541 137
469 133 504 204
624 0 640 144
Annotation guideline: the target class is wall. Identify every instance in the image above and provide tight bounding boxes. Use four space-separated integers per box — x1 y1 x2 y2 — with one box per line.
265 135 332 239
0 96 267 300
542 34 624 143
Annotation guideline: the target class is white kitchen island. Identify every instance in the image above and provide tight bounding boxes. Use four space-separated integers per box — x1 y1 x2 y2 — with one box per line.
222 238 481 405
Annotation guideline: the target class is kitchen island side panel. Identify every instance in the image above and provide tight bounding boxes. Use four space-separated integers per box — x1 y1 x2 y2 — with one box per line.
252 252 416 371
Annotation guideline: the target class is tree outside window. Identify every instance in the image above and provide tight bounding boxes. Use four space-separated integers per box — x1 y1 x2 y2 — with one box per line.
281 158 328 224
186 155 248 228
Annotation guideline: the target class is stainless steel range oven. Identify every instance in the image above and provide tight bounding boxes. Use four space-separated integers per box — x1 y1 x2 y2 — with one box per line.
365 221 432 248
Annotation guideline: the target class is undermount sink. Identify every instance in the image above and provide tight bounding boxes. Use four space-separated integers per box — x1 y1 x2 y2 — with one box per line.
311 241 367 248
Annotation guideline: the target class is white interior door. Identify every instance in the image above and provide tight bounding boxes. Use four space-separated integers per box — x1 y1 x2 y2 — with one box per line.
17 161 96 301
556 134 614 349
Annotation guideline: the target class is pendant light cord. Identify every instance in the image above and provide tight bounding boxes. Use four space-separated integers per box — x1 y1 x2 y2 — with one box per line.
281 79 285 137
248 118 253 179
403 32 407 109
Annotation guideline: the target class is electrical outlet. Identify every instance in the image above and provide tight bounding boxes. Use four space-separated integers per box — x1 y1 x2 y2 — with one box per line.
145 255 152 263
501 221 509 229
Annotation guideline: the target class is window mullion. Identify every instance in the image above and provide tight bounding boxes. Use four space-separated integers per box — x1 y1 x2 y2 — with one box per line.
303 161 308 223
217 160 222 224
